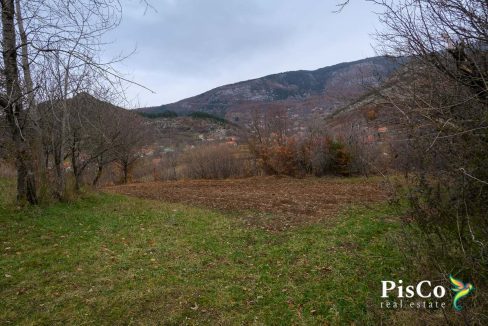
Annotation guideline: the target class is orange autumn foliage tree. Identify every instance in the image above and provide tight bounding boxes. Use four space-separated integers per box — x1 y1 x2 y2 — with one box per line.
247 120 351 177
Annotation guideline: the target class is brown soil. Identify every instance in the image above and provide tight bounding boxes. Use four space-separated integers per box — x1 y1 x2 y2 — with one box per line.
104 176 387 231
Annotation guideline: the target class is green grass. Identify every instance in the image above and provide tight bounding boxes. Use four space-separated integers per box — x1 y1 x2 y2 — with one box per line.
0 180 410 325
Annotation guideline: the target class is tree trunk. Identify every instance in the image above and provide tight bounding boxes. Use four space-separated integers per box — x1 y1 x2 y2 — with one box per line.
44 149 49 170
1 0 38 204
123 162 129 184
53 145 65 199
14 0 34 108
92 162 103 187
15 144 37 204
70 139 80 191
52 106 67 199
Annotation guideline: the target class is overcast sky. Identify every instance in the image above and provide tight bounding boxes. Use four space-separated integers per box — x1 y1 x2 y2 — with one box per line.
105 0 379 107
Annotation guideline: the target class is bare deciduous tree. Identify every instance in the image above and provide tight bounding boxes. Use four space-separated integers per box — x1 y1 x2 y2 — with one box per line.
114 114 148 184
370 0 487 322
0 0 151 202
1 0 38 203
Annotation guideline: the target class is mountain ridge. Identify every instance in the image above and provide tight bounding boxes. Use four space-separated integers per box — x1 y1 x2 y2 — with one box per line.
137 56 401 122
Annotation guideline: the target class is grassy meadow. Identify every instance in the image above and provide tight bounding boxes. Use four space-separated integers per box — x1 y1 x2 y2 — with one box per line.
0 178 422 325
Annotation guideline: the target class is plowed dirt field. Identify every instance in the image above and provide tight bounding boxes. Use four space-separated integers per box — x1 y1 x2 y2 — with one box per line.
105 177 387 231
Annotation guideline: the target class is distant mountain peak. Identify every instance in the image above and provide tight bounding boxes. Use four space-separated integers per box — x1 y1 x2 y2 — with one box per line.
137 56 401 125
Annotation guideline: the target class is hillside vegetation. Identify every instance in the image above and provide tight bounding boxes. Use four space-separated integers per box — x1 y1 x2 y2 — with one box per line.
137 56 399 121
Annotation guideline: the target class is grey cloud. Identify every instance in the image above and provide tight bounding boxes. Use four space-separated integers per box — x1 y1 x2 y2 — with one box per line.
104 0 379 106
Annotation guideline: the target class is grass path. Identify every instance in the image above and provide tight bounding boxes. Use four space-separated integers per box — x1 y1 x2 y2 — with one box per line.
0 181 408 325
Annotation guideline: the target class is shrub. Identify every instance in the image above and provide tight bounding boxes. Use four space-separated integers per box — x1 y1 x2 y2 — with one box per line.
181 144 249 179
138 110 178 119
249 134 352 177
